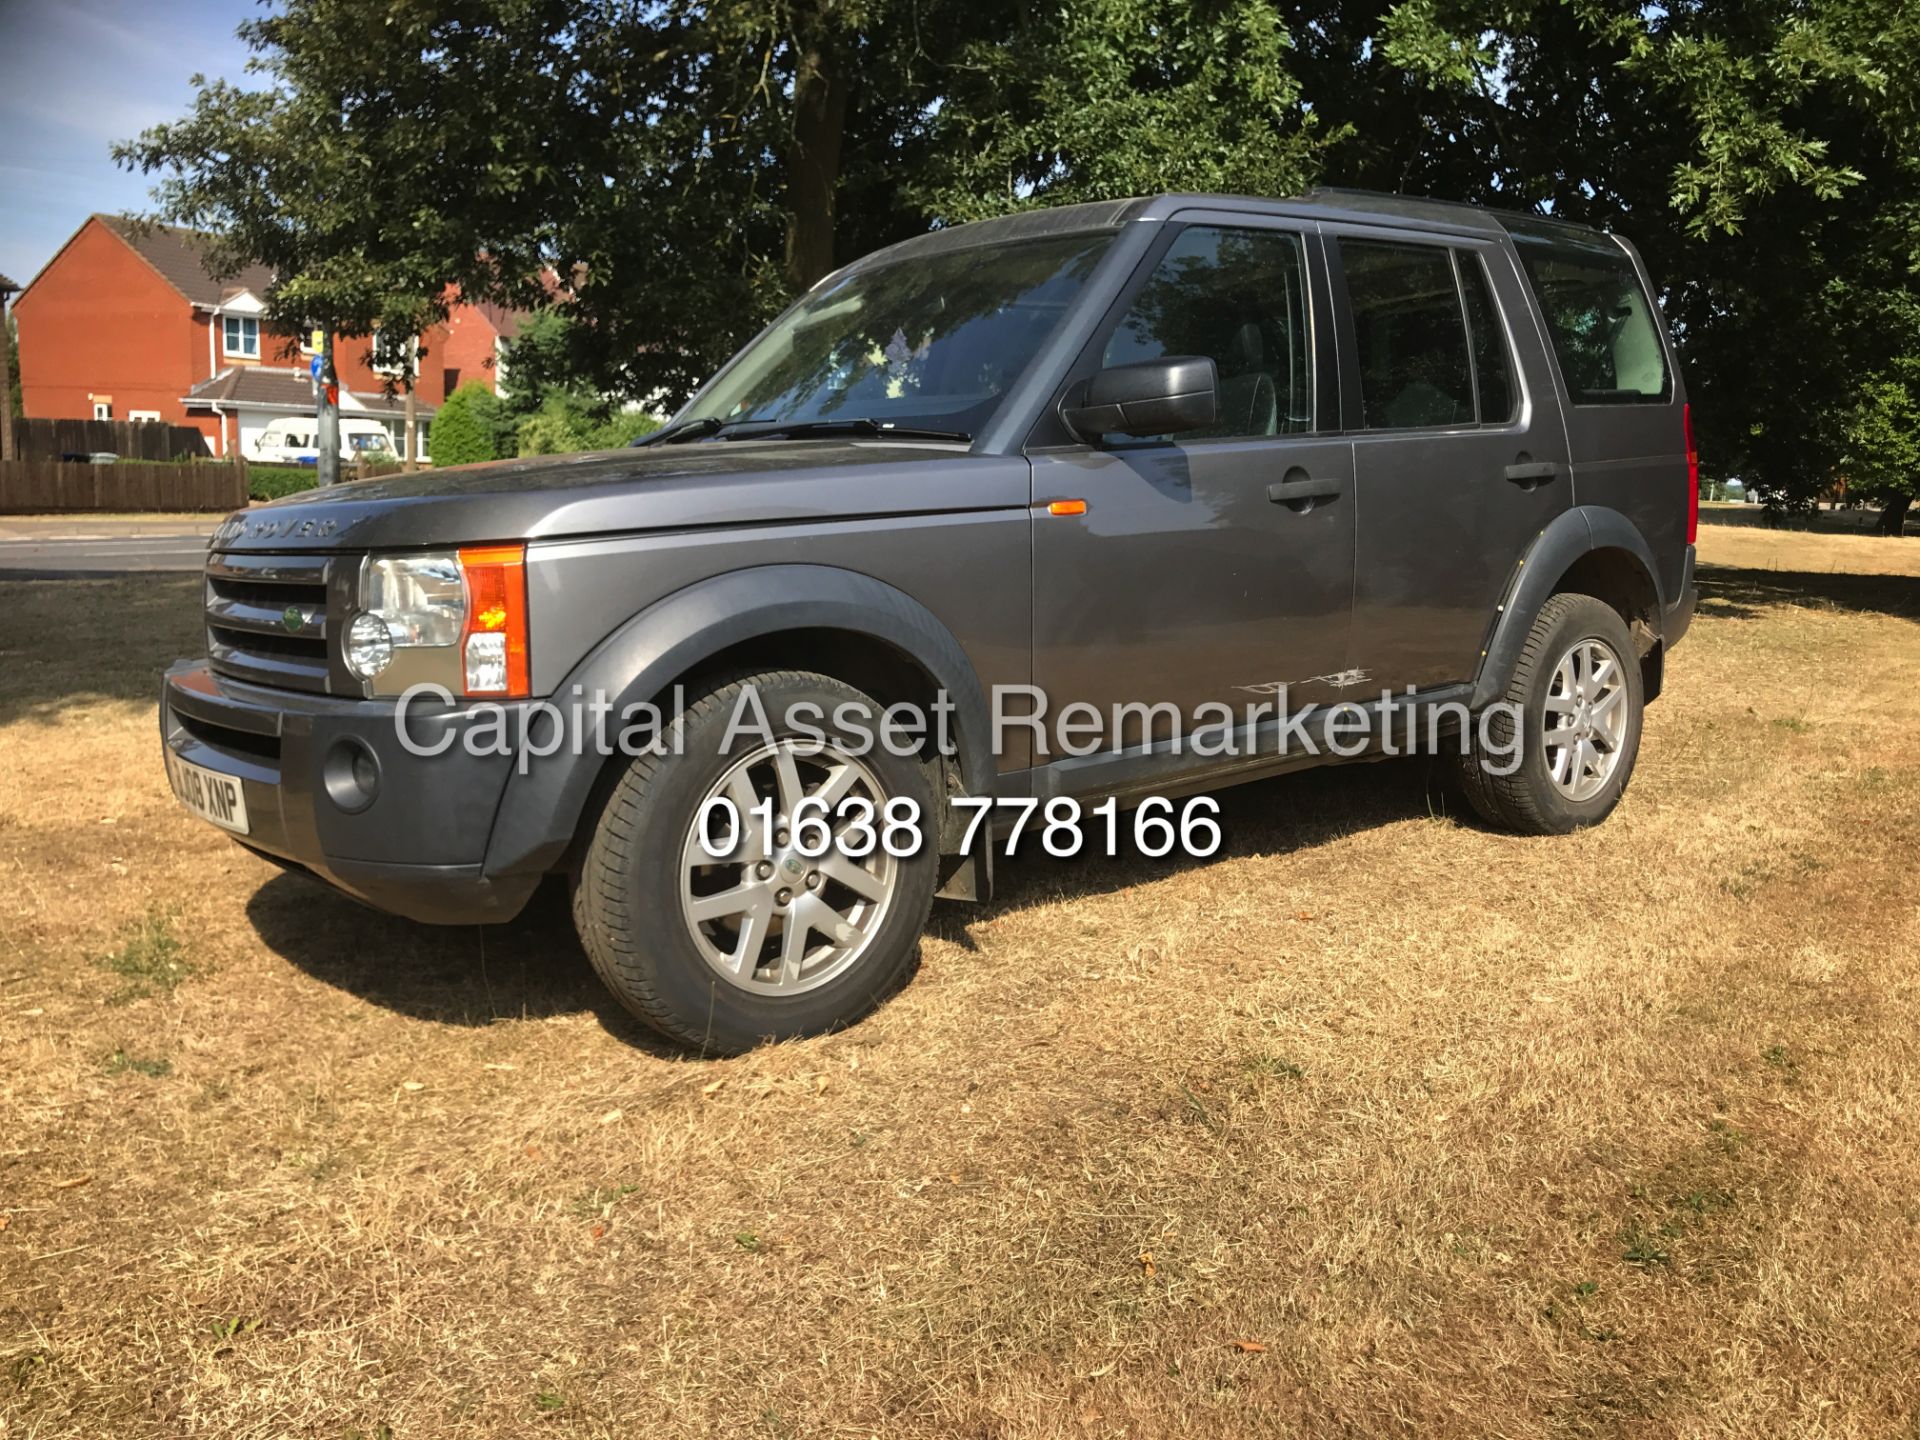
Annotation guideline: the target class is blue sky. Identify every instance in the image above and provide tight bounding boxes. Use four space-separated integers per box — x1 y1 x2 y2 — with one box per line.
0 0 256 292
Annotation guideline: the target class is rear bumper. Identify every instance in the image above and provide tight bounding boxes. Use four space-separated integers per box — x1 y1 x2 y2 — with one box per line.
1664 545 1697 649
160 660 541 924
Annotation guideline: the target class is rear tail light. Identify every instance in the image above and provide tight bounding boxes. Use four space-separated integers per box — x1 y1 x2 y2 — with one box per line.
458 544 530 697
1683 402 1699 545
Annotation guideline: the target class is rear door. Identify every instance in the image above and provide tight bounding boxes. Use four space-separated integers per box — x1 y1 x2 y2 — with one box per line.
1028 215 1357 770
1330 228 1573 692
1502 219 1689 604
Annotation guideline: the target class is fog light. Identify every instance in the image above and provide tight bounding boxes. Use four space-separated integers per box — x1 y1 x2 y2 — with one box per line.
346 612 394 679
322 737 380 813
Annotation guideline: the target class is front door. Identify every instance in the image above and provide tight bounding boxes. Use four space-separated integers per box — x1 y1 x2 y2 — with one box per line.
1329 231 1573 692
1028 219 1358 778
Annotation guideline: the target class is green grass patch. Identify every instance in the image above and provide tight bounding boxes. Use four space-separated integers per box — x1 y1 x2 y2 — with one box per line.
95 911 192 1002
103 1049 171 1078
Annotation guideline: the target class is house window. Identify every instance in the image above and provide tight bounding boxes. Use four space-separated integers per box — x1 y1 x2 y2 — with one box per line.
128 409 162 423
93 400 112 420
371 331 418 379
223 315 261 359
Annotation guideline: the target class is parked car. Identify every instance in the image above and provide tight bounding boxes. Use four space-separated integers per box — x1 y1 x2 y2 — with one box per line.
251 417 396 465
162 189 1697 1053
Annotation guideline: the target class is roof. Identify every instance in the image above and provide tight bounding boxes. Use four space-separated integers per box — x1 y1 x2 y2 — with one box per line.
184 367 437 417
96 215 277 308
469 298 527 341
854 188 1608 278
862 198 1152 270
0 273 17 295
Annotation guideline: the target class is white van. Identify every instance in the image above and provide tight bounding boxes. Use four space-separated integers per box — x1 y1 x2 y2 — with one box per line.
252 417 397 465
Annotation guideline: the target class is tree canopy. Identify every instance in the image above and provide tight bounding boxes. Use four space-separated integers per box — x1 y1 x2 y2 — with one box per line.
116 0 1920 519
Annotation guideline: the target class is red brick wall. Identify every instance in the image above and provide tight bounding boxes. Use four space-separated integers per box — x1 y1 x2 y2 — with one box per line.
438 298 503 397
13 218 220 449
334 320 452 405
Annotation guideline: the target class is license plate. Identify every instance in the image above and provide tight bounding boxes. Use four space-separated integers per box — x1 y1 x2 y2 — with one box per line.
166 751 251 835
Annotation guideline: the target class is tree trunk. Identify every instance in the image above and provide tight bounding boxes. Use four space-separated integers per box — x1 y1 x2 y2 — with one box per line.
784 34 849 293
404 378 418 472
1875 493 1912 536
0 307 15 464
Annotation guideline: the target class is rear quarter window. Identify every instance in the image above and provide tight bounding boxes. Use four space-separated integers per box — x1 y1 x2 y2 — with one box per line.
1507 225 1671 405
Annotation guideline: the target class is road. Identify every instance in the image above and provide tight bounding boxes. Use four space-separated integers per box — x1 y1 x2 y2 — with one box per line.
0 519 213 578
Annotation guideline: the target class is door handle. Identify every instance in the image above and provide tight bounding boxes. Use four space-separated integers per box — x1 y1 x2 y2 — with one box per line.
1267 475 1344 511
1504 461 1560 487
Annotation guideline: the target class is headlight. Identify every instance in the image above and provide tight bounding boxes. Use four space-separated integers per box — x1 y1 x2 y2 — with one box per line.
350 547 529 698
361 553 466 646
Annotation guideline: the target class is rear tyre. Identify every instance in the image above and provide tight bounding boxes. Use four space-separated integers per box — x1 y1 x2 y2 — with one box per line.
572 669 939 1054
1453 593 1643 835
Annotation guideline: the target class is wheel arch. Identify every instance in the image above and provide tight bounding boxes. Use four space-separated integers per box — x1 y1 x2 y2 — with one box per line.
482 564 996 879
1471 507 1669 709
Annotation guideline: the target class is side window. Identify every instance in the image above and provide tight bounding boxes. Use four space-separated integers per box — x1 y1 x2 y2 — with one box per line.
1459 254 1517 423
1509 229 1670 404
1101 225 1313 440
1339 239 1474 429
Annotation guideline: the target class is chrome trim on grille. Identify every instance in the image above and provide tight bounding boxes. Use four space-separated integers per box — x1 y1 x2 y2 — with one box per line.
204 551 337 695
205 593 326 642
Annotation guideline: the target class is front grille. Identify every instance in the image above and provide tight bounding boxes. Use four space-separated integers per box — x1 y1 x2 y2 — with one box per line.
205 552 335 694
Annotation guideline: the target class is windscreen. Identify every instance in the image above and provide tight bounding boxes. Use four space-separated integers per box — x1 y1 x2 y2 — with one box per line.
683 232 1115 436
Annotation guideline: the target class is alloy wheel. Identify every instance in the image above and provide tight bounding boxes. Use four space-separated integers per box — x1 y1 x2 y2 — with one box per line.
678 739 899 993
1542 636 1630 802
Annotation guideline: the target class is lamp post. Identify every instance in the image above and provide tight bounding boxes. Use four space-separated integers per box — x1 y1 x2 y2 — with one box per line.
315 328 340 487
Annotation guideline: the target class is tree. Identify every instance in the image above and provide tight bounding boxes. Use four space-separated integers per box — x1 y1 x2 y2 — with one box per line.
1839 359 1920 534
119 0 1920 520
916 0 1326 221
428 381 501 467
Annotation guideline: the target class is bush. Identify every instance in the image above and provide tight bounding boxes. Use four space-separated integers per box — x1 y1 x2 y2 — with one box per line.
516 396 592 456
248 465 320 501
591 409 662 448
514 398 662 457
429 380 502 467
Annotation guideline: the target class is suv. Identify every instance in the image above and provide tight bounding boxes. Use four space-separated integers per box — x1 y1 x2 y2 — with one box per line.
163 190 1697 1053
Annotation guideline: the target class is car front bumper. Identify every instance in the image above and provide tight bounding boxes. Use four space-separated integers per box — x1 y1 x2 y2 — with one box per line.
160 660 542 924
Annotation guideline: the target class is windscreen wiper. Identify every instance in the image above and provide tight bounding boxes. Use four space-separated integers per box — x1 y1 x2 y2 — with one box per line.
633 416 728 446
715 418 973 444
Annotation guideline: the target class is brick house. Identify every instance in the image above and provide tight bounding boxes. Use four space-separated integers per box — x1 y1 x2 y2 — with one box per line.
13 215 524 459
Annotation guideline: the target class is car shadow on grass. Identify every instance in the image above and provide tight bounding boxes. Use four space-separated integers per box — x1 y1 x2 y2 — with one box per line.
247 754 1466 1042
244 872 685 1051
934 754 1467 945
1696 565 1920 623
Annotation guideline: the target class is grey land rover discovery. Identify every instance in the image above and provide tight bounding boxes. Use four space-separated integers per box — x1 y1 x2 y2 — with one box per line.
163 189 1698 1053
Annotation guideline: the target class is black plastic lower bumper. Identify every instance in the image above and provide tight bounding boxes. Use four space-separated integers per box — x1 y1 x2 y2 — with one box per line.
1664 544 1698 650
160 661 541 925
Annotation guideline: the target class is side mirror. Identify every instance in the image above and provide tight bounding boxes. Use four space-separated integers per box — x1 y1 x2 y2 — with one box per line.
1061 356 1217 442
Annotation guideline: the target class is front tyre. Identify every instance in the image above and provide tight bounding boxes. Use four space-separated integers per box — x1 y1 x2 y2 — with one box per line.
1453 593 1644 835
572 669 939 1054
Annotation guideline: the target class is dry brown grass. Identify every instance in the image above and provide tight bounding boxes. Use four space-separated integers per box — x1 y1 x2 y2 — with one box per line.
3 527 1918 1438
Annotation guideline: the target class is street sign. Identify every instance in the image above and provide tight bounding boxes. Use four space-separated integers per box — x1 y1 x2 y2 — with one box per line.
310 354 323 380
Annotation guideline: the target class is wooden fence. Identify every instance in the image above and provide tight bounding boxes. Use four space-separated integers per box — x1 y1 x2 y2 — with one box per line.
11 417 212 463
0 460 246 514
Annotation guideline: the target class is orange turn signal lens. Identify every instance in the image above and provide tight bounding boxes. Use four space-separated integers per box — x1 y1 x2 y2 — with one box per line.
1047 498 1088 517
457 544 530 697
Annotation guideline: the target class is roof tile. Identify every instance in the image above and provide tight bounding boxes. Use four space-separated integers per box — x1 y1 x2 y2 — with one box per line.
98 215 277 308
